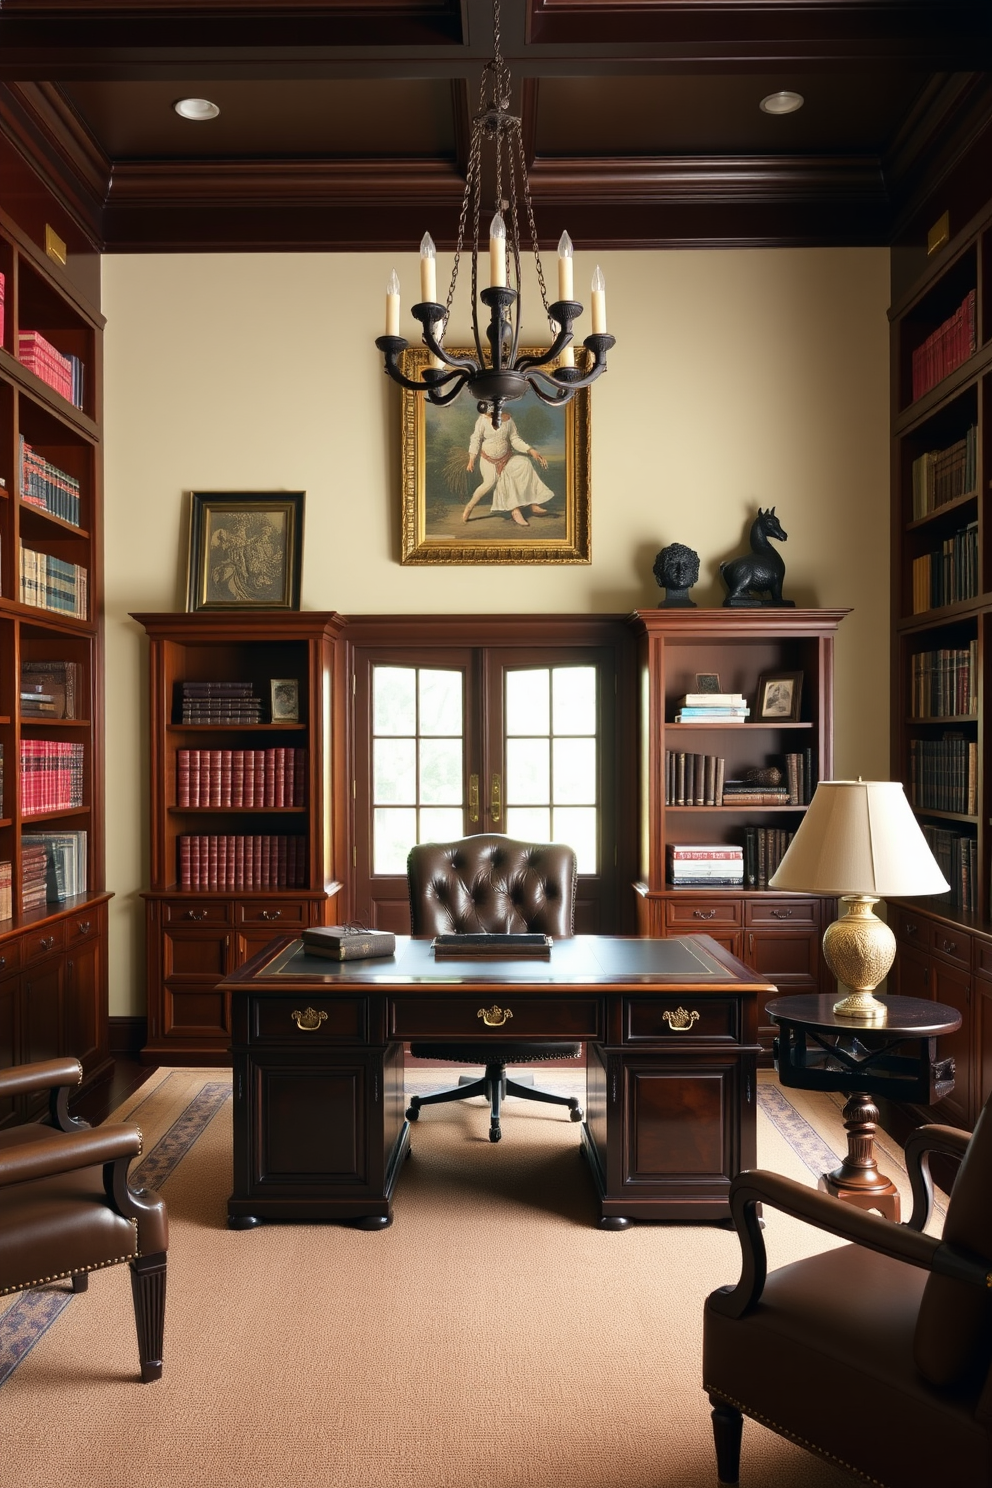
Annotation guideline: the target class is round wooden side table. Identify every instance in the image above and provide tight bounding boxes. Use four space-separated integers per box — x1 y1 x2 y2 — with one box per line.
765 993 961 1222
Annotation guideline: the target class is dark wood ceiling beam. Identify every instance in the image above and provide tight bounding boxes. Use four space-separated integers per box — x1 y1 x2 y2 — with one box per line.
528 153 885 205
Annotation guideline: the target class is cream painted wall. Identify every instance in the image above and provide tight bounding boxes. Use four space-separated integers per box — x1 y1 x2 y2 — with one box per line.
102 246 890 1017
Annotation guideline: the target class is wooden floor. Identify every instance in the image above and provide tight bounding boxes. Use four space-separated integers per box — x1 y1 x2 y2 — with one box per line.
71 1057 157 1125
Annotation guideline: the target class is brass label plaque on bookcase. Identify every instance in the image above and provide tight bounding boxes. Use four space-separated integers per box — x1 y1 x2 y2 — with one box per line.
927 211 950 257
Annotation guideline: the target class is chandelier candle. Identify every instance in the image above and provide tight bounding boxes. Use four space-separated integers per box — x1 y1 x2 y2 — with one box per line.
372 0 615 427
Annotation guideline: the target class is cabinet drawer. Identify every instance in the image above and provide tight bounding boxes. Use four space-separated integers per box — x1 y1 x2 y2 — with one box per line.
931 925 970 970
745 898 818 928
250 995 367 1044
65 912 99 947
624 996 740 1044
162 899 232 926
0 940 22 977
237 900 309 927
389 996 601 1041
665 898 742 929
891 906 931 950
23 923 65 964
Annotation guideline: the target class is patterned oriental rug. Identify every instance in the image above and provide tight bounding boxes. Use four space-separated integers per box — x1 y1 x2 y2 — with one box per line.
0 1069 946 1488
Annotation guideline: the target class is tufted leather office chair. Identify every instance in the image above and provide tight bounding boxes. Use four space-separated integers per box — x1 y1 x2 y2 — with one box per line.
405 834 584 1143
703 1094 992 1486
0 1057 168 1382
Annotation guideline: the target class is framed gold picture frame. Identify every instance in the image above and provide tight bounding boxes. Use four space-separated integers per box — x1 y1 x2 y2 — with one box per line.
399 347 591 565
185 491 304 611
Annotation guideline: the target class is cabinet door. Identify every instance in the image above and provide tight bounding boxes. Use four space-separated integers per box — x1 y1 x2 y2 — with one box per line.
745 927 820 1056
0 972 17 1126
64 935 102 1069
162 927 233 1039
930 958 972 1126
890 942 930 1000
617 1052 749 1193
20 961 63 1115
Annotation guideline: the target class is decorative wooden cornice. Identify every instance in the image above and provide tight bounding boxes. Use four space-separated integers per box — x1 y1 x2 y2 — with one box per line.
0 84 108 247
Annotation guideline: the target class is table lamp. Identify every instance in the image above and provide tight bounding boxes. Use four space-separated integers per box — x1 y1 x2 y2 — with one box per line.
768 780 949 1021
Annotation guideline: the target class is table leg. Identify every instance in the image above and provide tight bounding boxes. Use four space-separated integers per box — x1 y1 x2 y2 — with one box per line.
820 1091 901 1222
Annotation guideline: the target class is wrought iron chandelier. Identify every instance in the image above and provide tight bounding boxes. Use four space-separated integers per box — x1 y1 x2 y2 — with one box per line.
375 0 615 430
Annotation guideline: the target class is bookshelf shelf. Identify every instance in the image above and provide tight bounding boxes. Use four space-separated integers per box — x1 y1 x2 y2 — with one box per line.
0 204 109 1127
626 608 846 1059
888 191 992 1130
133 609 347 1065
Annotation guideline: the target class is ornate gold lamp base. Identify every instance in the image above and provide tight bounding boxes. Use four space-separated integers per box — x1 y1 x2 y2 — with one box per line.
822 895 895 1022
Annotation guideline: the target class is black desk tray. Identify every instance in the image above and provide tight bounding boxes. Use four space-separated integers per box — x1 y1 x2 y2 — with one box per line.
431 933 553 959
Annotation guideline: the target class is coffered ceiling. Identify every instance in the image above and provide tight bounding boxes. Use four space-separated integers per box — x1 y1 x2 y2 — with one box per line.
0 0 990 252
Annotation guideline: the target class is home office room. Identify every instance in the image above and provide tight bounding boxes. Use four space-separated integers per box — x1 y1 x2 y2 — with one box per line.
1 4 991 1486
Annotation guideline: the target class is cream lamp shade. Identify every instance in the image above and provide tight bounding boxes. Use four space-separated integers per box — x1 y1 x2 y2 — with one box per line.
769 780 949 1020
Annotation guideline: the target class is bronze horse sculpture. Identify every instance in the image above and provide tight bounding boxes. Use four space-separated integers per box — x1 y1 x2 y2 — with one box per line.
720 507 794 607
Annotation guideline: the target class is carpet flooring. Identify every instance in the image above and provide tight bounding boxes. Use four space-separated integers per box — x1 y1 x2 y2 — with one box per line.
0 1069 946 1488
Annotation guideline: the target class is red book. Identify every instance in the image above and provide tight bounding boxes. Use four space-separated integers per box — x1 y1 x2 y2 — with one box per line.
232 750 244 807
235 834 245 887
264 751 276 808
210 749 223 808
274 747 286 807
220 749 233 807
177 749 190 808
254 752 265 805
180 835 191 888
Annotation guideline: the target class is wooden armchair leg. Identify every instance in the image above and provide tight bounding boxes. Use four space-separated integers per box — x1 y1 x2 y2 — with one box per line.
709 1394 742 1484
129 1251 167 1383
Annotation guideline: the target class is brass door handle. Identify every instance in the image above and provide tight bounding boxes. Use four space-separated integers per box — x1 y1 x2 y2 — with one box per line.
490 773 501 824
468 773 479 824
478 1005 513 1027
291 1007 328 1031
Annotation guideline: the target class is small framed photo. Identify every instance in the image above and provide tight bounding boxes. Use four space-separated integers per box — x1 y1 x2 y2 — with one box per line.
185 491 304 611
756 672 803 722
270 678 300 722
694 673 722 694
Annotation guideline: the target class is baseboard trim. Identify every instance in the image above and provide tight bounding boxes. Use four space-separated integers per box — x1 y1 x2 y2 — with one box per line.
109 1015 147 1058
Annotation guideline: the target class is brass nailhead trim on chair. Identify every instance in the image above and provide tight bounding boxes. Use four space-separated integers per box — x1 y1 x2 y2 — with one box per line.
706 1389 890 1488
1 1249 140 1297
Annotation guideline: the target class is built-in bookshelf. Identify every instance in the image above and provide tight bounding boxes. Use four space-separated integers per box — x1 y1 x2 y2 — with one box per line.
133 610 346 1064
888 192 992 1130
626 608 846 1059
0 205 110 1125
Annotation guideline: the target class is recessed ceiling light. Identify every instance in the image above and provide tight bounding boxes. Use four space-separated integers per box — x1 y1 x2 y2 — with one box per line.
173 98 220 121
760 91 804 116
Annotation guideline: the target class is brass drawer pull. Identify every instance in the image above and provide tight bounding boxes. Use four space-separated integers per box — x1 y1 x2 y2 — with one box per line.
770 908 794 919
39 936 55 952
478 1005 513 1027
185 909 208 921
941 939 958 955
77 920 91 934
291 1007 328 1031
662 1007 700 1032
692 909 716 920
260 910 282 921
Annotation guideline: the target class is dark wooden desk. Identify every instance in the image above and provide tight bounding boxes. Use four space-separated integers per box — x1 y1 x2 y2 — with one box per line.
766 992 961 1221
222 933 772 1230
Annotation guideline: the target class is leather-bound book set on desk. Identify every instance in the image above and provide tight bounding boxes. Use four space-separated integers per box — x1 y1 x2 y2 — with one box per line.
302 926 396 961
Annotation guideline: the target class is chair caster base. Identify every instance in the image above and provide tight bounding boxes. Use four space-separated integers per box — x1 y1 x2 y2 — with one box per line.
568 1104 584 1122
489 1124 502 1143
406 1104 420 1121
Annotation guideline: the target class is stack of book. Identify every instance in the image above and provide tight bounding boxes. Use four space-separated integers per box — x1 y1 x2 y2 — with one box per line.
911 521 978 612
675 691 749 723
178 833 307 889
0 861 12 922
18 330 85 409
179 681 264 724
910 643 977 718
20 840 48 913
19 546 88 618
666 843 744 887
911 289 977 402
22 831 87 902
19 436 82 526
20 659 80 719
20 739 85 814
740 826 796 887
723 777 790 807
911 426 978 519
664 750 725 806
920 824 975 914
177 747 307 807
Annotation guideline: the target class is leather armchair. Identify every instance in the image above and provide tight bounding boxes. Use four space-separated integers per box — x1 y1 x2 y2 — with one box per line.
405 834 584 1142
0 1058 168 1382
703 1098 992 1486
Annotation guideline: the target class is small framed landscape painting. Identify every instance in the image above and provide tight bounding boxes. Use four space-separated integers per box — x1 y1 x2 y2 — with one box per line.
398 347 591 565
270 678 300 722
756 671 803 722
186 491 304 611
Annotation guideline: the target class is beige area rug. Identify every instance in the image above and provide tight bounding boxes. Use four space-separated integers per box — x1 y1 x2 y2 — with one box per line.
0 1068 947 1488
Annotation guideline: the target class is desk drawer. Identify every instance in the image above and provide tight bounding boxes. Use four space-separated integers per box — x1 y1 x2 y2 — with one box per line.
250 996 367 1044
23 923 65 965
163 899 232 926
745 898 818 927
891 906 931 951
624 996 741 1044
388 996 601 1041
